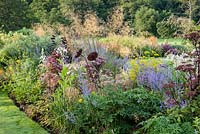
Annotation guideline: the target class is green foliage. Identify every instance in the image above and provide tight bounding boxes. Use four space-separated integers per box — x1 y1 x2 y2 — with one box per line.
0 38 4 49
137 115 195 134
6 58 42 104
69 88 161 134
0 29 56 67
49 66 79 133
192 6 200 23
137 94 200 134
0 0 33 32
193 117 200 133
134 6 159 35
66 0 121 21
0 0 199 36
156 20 178 38
172 44 193 53
49 89 75 133
140 45 162 57
30 0 70 25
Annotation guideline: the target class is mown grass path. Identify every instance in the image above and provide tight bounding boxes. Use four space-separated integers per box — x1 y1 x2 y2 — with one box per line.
0 91 48 134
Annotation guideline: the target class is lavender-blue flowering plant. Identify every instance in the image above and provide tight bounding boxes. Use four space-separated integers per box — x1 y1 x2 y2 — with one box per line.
137 64 173 91
137 63 188 109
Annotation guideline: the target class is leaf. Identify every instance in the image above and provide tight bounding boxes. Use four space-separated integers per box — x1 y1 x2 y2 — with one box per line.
60 65 68 80
191 107 196 113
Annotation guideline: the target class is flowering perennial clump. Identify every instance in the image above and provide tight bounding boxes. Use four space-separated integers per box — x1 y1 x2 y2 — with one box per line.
160 31 200 108
129 58 162 81
137 64 173 91
85 52 105 89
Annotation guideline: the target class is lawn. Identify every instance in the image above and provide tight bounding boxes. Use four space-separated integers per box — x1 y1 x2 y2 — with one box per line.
158 38 187 45
0 91 48 134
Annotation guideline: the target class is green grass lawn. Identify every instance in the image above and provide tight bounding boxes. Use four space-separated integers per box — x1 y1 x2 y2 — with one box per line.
0 91 48 134
158 38 187 45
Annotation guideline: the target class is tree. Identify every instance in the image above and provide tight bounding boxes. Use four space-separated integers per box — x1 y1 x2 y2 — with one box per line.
134 6 159 35
83 12 103 37
156 15 180 38
192 6 200 23
0 0 32 32
181 0 196 20
30 0 70 25
64 0 121 22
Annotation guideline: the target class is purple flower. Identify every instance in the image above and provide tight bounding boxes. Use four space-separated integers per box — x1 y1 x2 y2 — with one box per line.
112 57 129 71
180 100 187 108
137 65 173 91
161 44 173 54
78 70 90 97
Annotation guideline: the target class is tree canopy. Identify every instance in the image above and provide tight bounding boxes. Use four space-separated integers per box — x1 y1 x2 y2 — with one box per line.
0 0 199 35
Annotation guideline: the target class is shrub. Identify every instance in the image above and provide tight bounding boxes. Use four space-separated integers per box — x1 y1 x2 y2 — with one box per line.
6 58 43 104
140 45 161 58
161 43 173 56
137 94 200 134
66 88 161 134
156 16 179 38
0 29 56 67
162 31 200 108
137 115 195 134
98 36 157 57
0 0 33 32
134 6 159 35
137 64 174 91
129 58 163 82
172 44 193 54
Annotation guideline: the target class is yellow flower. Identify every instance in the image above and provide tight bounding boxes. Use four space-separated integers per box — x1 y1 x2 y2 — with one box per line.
91 91 96 95
151 50 156 54
129 58 162 81
154 53 159 57
78 98 83 103
8 66 13 71
16 60 21 64
144 51 150 55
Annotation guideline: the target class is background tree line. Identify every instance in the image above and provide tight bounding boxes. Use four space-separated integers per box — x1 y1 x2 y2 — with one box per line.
0 0 199 37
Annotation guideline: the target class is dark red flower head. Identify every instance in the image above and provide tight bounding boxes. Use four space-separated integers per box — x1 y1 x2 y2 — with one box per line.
87 52 98 61
165 90 171 95
163 83 175 89
52 51 61 58
176 65 185 71
75 49 83 58
195 58 200 63
184 31 200 45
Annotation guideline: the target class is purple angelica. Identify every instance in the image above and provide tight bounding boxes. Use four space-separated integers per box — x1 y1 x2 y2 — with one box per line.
161 43 173 56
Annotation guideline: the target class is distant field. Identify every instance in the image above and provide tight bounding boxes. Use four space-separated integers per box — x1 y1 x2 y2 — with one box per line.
99 36 189 46
158 38 187 45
